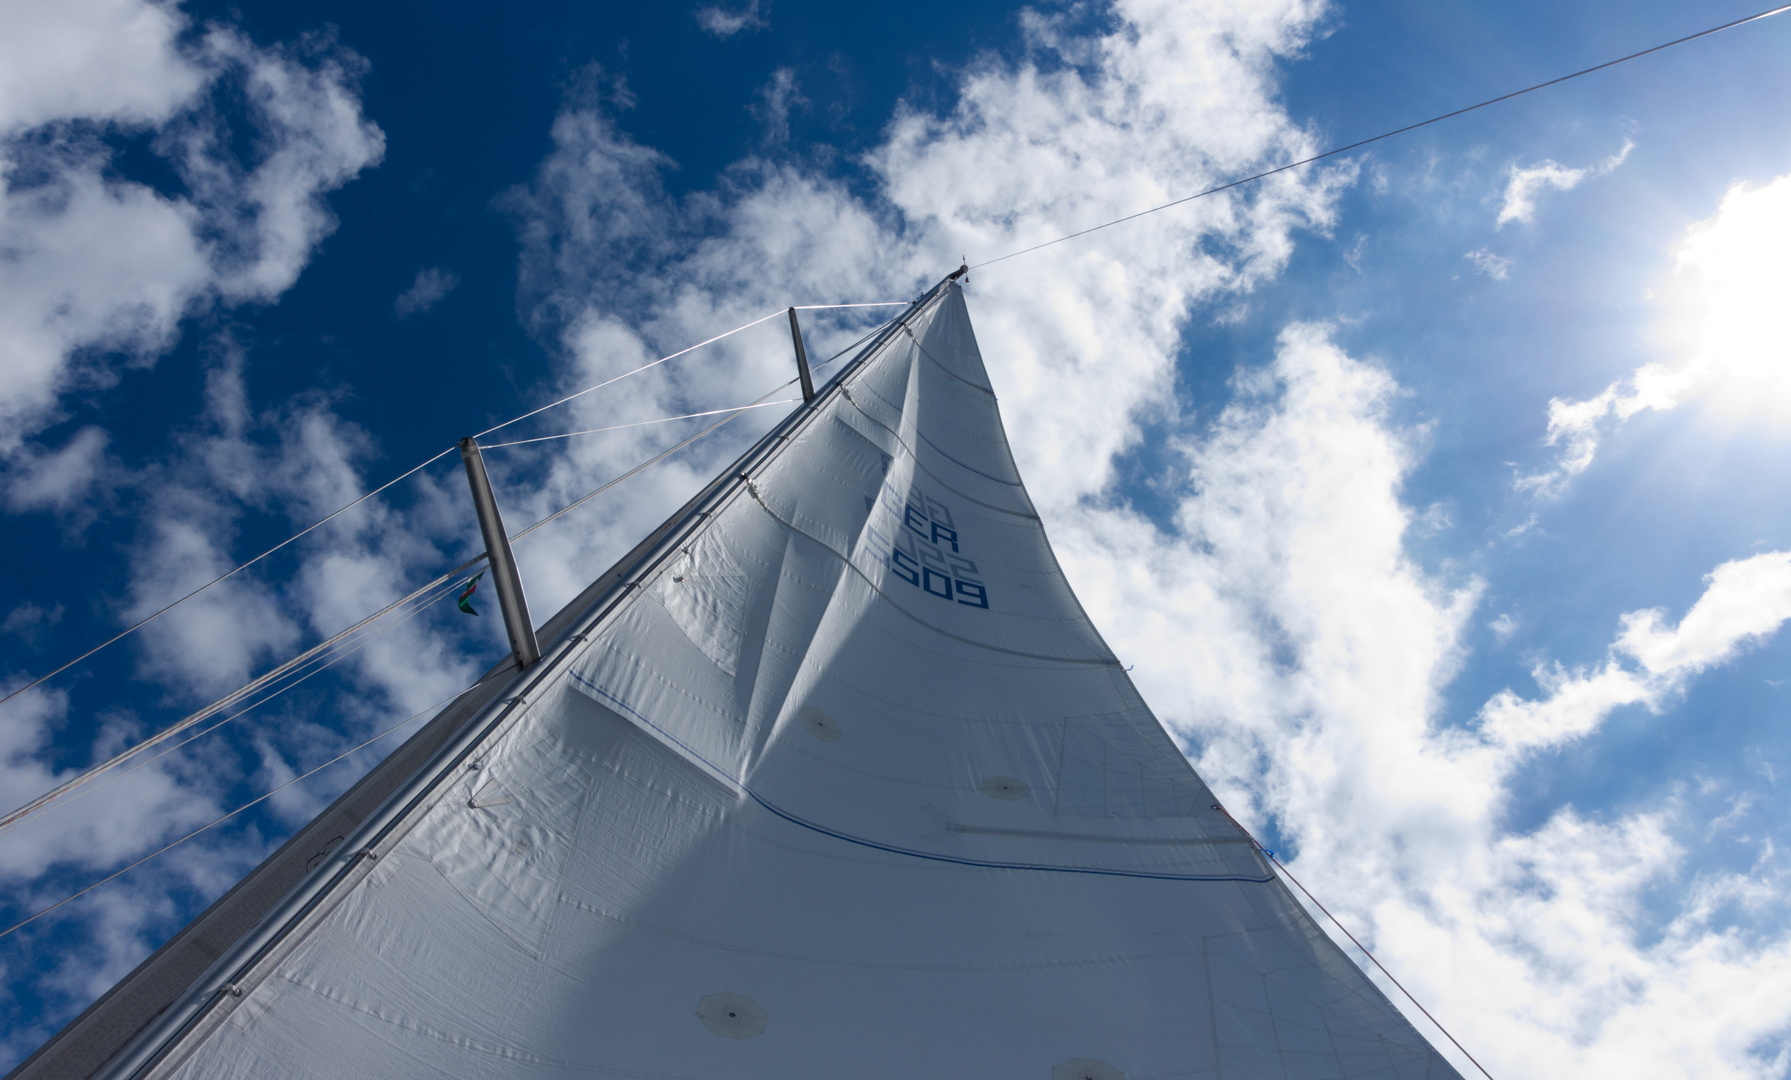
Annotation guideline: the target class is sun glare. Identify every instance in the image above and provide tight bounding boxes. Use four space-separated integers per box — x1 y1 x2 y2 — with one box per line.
1674 174 1791 422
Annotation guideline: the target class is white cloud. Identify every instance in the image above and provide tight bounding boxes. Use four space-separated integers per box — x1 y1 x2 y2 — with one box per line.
1464 247 1510 279
1676 174 1791 423
0 146 215 447
118 351 476 710
1069 328 1791 1075
125 494 306 698
1616 551 1791 678
693 0 765 38
393 266 458 317
1497 138 1632 228
0 4 384 450
2 426 112 514
496 0 1347 629
0 0 204 135
1515 361 1692 497
8 2 1790 1074
184 30 386 301
749 67 806 145
0 683 222 886
489 12 1791 1071
1517 170 1791 495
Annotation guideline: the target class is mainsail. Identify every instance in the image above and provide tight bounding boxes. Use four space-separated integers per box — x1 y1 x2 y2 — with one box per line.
16 277 1465 1080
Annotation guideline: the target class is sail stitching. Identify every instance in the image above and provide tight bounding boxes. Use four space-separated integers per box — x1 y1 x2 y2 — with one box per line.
914 428 1027 488
899 323 996 394
570 671 1272 885
838 388 1037 512
941 821 1253 846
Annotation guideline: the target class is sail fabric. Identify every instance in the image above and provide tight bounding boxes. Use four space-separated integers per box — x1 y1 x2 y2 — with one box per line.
160 285 1464 1080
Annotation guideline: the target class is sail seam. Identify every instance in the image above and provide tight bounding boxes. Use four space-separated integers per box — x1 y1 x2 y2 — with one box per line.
271 971 580 1069
914 429 1028 487
749 794 1275 883
571 672 1269 884
841 382 1033 497
900 323 996 394
942 822 1254 846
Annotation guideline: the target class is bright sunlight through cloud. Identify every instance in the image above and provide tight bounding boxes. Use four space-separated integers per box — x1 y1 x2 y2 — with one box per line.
1519 170 1791 497
1678 174 1791 421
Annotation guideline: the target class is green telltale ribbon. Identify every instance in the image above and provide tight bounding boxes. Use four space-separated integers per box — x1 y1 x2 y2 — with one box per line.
457 571 485 616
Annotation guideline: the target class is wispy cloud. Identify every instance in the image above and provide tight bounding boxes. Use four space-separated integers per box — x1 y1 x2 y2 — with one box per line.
1461 245 1504 279
748 67 805 145
2 427 113 516
1464 247 1511 279
393 267 458 318
1482 550 1791 752
693 0 765 38
1515 361 1692 497
1497 138 1633 228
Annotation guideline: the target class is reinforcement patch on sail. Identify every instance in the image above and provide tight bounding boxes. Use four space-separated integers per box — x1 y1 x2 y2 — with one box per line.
154 284 1465 1080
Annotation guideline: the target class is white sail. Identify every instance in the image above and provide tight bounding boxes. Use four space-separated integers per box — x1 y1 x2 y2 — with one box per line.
90 281 1465 1080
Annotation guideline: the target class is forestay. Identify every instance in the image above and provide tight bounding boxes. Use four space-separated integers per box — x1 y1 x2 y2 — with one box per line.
137 282 1465 1080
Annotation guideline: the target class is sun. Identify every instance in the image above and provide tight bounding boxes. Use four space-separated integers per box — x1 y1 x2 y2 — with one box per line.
1673 174 1791 422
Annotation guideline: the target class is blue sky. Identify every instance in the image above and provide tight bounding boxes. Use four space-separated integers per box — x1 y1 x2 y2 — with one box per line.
3 0 1791 1074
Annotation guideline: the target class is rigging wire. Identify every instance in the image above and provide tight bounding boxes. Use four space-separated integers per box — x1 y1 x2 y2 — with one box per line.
1212 804 1497 1080
480 398 800 449
0 577 468 834
0 358 849 834
10 6 1790 710
497 309 907 547
971 2 1791 270
1 304 918 920
0 445 459 714
0 687 467 943
0 307 911 831
0 301 901 714
468 299 908 441
469 309 787 441
10 577 465 827
508 383 795 545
